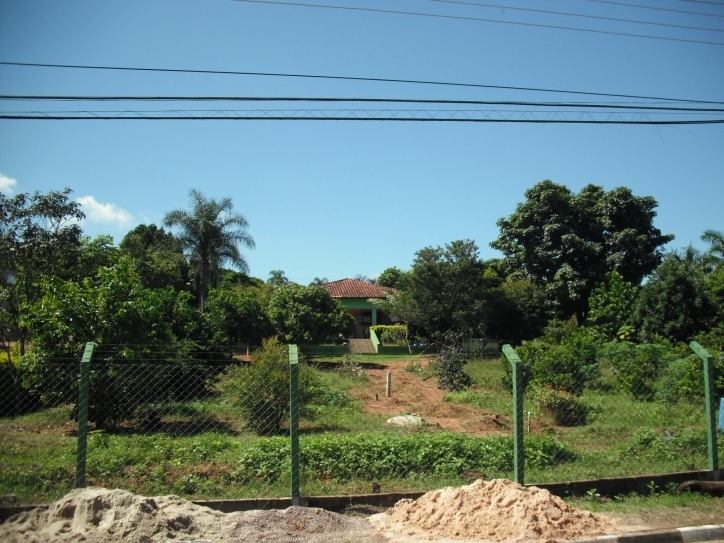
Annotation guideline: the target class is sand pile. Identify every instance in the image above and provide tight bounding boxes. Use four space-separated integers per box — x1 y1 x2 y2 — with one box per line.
0 487 381 543
369 478 614 543
0 487 231 543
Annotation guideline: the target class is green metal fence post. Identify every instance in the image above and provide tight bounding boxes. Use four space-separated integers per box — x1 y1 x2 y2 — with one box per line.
289 344 301 506
502 344 524 484
690 341 719 472
76 342 96 488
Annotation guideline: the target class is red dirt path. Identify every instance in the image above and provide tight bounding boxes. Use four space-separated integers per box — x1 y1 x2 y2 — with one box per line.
349 358 510 436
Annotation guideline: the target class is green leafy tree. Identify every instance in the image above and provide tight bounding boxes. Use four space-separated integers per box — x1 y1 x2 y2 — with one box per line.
22 257 186 428
0 188 85 356
491 180 673 321
119 224 190 290
396 240 494 340
376 267 408 290
485 277 548 345
204 288 273 351
216 337 325 435
267 269 289 287
267 284 354 345
587 271 638 340
633 252 717 342
164 189 255 312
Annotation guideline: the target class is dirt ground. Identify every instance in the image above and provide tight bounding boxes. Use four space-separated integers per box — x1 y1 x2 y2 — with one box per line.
349 358 518 435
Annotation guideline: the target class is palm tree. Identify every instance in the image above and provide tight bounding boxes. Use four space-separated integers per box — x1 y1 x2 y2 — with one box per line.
164 189 255 312
701 229 724 271
267 269 289 287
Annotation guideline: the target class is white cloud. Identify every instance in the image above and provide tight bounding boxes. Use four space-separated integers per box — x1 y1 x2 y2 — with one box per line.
77 195 134 229
0 172 18 195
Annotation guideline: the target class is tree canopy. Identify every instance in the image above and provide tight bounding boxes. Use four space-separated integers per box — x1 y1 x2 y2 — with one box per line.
491 180 673 321
164 189 255 312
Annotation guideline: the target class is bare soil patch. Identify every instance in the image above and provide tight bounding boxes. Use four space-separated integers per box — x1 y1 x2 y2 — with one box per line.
350 358 509 435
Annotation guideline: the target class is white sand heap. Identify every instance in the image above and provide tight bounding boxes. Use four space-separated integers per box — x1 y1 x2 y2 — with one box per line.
0 487 381 543
369 478 614 543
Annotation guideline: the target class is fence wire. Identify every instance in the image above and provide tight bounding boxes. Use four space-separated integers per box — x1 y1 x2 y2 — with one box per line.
0 341 719 505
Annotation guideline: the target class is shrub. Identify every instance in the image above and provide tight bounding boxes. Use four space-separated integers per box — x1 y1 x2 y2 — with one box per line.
216 338 326 435
435 333 472 391
507 328 600 396
535 387 590 426
599 341 673 400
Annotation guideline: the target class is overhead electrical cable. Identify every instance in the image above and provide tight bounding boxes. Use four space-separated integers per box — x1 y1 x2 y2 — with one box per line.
2 109 722 124
585 0 724 19
429 0 724 33
2 95 723 112
2 61 722 105
231 0 724 46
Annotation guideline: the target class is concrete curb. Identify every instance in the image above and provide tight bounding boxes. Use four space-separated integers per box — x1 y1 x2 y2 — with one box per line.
571 524 724 543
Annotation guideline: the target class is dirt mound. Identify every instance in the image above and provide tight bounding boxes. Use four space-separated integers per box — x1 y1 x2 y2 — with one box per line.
0 487 382 543
369 478 614 542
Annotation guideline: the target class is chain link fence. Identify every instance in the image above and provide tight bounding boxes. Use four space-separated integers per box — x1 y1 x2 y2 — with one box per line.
0 339 720 505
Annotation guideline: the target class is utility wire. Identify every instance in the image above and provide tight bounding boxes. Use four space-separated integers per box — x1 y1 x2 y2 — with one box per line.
2 61 722 105
233 0 724 46
585 0 724 19
429 0 724 33
2 109 722 124
2 95 723 112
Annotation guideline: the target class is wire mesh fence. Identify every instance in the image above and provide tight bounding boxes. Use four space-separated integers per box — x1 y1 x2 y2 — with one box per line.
0 339 719 505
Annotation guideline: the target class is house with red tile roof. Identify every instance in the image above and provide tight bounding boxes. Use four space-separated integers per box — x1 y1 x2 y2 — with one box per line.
322 278 397 339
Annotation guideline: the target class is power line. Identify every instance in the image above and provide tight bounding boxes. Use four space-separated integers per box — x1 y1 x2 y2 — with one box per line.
2 109 722 124
429 0 724 33
2 95 723 112
233 0 724 46
585 0 724 19
2 61 722 105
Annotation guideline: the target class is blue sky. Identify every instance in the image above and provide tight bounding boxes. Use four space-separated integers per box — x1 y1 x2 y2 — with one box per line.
1 0 722 285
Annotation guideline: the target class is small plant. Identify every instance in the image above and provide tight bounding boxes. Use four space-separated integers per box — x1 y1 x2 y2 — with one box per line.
586 487 601 502
536 387 590 426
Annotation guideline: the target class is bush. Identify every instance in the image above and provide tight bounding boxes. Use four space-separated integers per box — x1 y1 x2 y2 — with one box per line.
216 338 327 435
235 432 576 482
507 328 600 396
599 341 673 400
535 387 590 426
435 333 472 391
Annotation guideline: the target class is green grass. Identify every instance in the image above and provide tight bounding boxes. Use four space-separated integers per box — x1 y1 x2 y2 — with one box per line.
0 357 719 504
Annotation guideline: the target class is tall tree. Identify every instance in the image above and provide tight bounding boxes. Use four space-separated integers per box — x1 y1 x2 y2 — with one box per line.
701 229 724 272
267 284 354 345
395 240 494 340
120 224 190 290
0 188 85 355
164 189 254 312
267 269 289 287
632 251 717 342
491 180 673 321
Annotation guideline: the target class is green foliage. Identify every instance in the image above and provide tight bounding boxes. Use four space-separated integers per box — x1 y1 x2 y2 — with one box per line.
267 284 354 345
376 267 408 290
203 288 272 347
623 428 709 462
587 271 638 340
371 324 407 345
119 224 190 291
21 257 220 428
394 240 498 339
0 188 86 355
656 350 724 402
164 189 255 311
235 432 575 482
434 333 473 391
598 341 672 400
535 387 590 426
492 180 672 321
633 252 718 343
216 338 326 435
510 327 600 396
